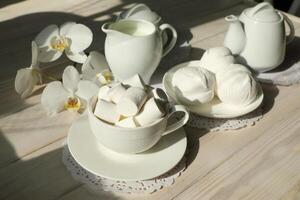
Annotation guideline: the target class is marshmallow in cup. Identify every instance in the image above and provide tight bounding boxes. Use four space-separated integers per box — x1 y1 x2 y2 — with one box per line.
115 116 138 128
87 96 189 154
94 99 120 124
116 87 147 117
107 83 127 103
98 85 111 101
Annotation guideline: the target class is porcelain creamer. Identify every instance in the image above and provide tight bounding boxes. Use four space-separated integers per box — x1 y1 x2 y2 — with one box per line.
102 19 177 83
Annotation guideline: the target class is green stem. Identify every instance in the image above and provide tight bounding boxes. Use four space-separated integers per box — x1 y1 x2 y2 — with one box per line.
32 69 60 82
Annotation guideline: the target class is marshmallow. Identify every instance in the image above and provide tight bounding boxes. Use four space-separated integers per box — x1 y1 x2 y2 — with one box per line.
216 64 258 105
172 66 216 105
94 100 120 124
116 87 147 117
135 97 165 126
107 83 127 103
199 47 235 74
115 117 138 128
122 74 145 89
98 85 111 101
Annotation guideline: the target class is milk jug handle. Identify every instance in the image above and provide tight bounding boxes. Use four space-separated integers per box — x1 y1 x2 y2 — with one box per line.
159 24 177 57
282 13 295 44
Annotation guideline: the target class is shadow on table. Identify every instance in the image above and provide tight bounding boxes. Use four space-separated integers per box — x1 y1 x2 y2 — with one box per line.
184 126 209 167
266 36 300 73
0 130 120 200
261 84 279 115
0 0 24 8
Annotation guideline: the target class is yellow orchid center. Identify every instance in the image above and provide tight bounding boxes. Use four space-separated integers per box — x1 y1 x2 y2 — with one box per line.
64 97 81 112
51 37 68 52
96 70 114 84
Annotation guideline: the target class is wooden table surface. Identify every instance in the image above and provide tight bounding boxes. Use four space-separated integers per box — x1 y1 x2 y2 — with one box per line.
1 0 300 199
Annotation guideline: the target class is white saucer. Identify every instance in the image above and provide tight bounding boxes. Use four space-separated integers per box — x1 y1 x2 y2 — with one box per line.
67 115 187 181
163 60 264 118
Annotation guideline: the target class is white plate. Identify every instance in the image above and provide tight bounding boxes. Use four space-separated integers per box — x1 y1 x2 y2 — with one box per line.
67 115 187 181
163 60 264 118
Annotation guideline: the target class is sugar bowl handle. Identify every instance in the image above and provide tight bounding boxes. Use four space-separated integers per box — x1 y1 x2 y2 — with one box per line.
162 105 189 136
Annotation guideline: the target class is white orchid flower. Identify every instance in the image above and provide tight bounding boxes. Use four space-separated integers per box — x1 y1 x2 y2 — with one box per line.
41 65 99 115
81 51 114 85
35 22 93 63
15 41 41 98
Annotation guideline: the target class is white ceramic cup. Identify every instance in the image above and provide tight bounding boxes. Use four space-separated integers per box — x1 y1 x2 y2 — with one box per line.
87 96 189 154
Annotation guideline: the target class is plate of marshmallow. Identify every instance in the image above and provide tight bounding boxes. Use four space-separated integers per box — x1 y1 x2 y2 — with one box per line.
163 47 264 118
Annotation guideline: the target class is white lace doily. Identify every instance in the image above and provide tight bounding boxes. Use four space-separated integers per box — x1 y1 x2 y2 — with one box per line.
62 144 186 194
257 61 300 86
187 106 263 132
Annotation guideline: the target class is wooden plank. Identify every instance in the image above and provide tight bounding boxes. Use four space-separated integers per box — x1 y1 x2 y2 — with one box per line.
0 138 83 200
0 102 77 167
175 86 300 200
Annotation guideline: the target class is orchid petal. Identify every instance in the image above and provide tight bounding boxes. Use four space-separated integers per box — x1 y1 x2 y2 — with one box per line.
81 55 93 81
76 80 99 101
66 24 93 53
38 47 62 62
15 68 39 99
81 51 109 80
65 50 87 63
35 24 59 48
41 81 70 115
31 41 39 68
60 21 76 36
62 65 80 94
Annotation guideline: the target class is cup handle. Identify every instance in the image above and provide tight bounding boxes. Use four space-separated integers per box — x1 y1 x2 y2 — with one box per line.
282 13 295 44
162 105 189 136
159 24 178 57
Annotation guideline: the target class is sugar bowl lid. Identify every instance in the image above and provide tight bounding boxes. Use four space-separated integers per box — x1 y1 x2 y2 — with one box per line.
244 2 281 22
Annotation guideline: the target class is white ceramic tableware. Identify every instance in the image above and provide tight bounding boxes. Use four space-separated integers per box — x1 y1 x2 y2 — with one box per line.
224 2 295 72
117 3 161 26
117 3 168 45
87 96 189 154
135 97 165 126
102 19 177 83
122 74 146 89
163 61 264 118
67 115 187 181
150 88 168 103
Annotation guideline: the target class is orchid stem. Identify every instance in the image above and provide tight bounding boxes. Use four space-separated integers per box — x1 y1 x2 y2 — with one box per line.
33 69 61 82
